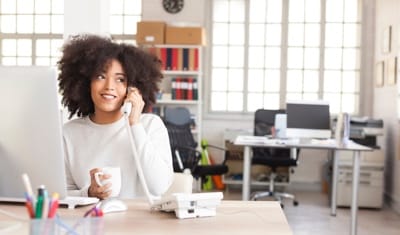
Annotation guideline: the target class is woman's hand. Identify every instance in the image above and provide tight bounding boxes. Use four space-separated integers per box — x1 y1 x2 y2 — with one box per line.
125 87 145 126
88 168 112 200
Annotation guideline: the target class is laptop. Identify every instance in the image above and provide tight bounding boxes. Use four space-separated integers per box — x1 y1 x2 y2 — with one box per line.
0 66 98 209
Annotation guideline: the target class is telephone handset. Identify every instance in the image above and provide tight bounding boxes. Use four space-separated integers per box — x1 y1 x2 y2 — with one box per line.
122 102 132 116
122 87 132 116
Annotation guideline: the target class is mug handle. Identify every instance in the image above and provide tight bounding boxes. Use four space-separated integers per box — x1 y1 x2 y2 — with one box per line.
94 172 104 186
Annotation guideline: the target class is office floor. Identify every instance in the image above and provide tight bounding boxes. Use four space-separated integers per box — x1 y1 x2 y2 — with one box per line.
223 189 400 235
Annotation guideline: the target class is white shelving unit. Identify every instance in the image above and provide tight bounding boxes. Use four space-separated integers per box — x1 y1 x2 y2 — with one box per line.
144 45 203 142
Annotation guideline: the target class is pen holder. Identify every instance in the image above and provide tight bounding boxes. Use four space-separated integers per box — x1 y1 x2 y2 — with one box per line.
30 217 104 235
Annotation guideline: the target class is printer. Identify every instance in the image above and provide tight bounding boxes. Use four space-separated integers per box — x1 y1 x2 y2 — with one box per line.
333 116 384 148
332 116 385 208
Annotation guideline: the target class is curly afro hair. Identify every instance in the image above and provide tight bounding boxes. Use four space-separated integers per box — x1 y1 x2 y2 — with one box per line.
58 34 163 119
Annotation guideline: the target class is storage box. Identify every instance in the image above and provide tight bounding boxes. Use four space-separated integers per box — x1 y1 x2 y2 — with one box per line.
136 21 165 45
165 26 206 45
225 140 244 161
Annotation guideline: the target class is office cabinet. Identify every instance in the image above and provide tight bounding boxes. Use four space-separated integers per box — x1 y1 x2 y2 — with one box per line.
337 161 384 208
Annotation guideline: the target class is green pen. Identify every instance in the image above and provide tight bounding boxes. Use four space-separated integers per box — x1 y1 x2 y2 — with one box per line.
35 185 45 218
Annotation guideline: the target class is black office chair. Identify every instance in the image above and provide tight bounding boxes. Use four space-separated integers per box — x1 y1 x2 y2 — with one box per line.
163 107 229 190
250 109 299 207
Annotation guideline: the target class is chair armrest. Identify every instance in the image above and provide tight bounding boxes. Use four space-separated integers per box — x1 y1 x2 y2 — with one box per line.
204 144 230 165
172 145 202 172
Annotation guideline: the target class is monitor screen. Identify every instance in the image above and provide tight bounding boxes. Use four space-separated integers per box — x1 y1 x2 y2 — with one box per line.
286 100 331 139
0 66 68 201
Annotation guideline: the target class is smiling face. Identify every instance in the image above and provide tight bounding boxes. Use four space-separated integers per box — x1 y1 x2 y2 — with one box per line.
90 59 127 123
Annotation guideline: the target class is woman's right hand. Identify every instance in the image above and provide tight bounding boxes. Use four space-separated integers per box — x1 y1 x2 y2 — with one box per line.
88 168 112 199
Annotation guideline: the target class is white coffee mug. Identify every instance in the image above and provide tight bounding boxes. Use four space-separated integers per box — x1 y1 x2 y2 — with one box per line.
94 167 121 197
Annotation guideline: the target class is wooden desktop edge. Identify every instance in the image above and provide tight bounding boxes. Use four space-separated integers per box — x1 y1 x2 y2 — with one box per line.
0 199 293 235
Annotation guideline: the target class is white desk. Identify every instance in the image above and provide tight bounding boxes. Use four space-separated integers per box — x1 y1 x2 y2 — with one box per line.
234 136 372 235
0 200 292 235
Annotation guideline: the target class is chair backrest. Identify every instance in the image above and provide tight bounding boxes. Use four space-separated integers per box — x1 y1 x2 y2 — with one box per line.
164 107 192 126
253 109 289 158
163 107 200 172
254 109 285 136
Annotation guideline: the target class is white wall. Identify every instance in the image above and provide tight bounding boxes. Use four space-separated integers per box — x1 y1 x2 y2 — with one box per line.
140 0 377 187
374 0 400 214
142 0 205 25
64 0 110 38
63 0 382 191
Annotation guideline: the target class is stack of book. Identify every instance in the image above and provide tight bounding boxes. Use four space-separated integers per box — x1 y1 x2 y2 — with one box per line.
146 47 199 71
171 77 198 100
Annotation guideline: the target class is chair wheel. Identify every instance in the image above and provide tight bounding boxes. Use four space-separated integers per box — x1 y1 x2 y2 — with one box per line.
293 200 299 206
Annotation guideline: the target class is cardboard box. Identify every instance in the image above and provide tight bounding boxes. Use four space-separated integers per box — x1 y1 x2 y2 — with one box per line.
225 140 244 161
136 21 165 45
165 26 206 45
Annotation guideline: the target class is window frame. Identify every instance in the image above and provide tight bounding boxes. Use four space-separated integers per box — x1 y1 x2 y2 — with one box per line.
0 0 64 66
204 0 366 120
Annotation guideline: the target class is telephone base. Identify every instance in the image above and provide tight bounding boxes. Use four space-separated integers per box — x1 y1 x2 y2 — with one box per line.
152 192 223 219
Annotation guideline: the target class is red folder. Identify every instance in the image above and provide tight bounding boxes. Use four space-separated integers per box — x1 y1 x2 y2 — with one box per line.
194 48 199 71
187 78 193 100
160 48 167 70
172 48 178 70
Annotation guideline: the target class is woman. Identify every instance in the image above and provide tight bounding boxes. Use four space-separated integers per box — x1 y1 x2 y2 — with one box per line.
58 34 173 199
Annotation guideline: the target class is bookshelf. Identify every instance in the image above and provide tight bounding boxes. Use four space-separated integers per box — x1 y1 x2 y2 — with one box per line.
143 45 203 142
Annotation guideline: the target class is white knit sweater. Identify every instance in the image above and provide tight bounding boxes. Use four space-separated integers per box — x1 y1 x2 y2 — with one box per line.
62 113 173 199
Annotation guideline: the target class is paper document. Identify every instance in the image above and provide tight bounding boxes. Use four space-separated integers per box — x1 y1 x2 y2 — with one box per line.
235 136 300 145
235 136 270 144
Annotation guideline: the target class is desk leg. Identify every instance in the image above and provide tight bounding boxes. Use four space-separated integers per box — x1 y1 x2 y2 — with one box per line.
331 150 339 216
350 151 360 235
242 146 251 201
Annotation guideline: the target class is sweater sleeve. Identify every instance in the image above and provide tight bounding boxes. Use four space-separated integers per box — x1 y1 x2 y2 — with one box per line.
130 114 174 196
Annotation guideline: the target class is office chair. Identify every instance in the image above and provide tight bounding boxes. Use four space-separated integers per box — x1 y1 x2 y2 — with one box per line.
250 109 299 207
163 107 229 191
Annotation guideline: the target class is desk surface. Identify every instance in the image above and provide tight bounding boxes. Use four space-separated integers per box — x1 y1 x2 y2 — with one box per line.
234 135 372 151
0 200 292 235
234 135 372 235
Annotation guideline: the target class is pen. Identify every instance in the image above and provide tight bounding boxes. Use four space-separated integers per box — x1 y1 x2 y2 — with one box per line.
35 185 45 218
41 189 49 219
24 193 35 218
48 193 59 218
21 173 36 209
83 205 97 217
97 208 103 217
83 203 103 217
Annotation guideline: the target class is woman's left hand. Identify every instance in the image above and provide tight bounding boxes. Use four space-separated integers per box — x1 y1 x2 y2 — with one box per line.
125 87 145 125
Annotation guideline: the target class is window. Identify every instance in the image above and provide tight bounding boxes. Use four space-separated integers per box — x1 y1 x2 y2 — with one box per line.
110 0 142 45
0 0 64 66
210 0 361 115
0 0 143 65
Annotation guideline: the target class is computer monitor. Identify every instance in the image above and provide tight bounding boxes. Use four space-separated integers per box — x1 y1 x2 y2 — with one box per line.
286 100 331 139
0 66 68 201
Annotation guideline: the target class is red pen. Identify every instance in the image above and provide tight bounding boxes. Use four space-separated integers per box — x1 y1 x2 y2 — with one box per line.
25 196 35 218
48 192 59 218
97 208 103 217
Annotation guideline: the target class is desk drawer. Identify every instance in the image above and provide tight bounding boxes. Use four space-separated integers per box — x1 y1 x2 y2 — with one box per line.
338 169 383 181
337 180 383 208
